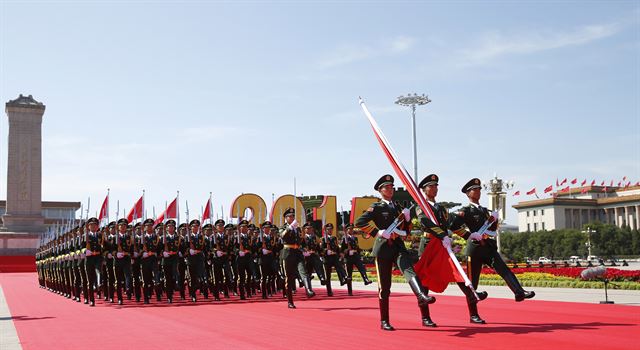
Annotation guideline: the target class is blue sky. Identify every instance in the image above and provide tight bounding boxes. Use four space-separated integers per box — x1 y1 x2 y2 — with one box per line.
0 1 638 223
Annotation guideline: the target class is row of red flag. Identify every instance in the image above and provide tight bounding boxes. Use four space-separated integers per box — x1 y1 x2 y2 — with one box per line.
513 177 638 197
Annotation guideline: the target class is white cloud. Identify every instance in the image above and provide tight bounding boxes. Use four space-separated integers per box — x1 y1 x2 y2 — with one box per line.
458 21 622 67
389 35 416 53
316 35 417 69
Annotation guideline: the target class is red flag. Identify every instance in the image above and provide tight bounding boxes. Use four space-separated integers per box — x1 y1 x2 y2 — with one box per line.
570 178 577 185
617 181 621 187
602 186 608 192
526 188 536 195
581 187 588 194
154 197 178 225
600 181 605 186
636 182 640 187
625 181 631 188
581 179 587 186
560 178 567 185
201 198 212 223
591 180 596 186
560 186 570 193
414 239 465 293
543 185 553 193
556 178 559 187
126 196 144 223
513 191 520 196
98 193 109 223
623 176 627 181
610 180 613 186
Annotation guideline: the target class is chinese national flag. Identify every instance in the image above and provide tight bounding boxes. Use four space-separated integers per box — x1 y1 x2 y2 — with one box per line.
560 186 570 193
513 191 520 196
544 185 553 193
201 198 212 223
556 178 559 187
625 181 631 188
571 178 577 185
581 179 587 186
602 186 608 192
617 181 621 187
526 188 536 195
623 176 627 181
560 178 567 185
98 193 109 223
581 187 588 194
600 181 605 186
414 239 465 293
126 196 144 223
591 180 596 186
154 197 178 225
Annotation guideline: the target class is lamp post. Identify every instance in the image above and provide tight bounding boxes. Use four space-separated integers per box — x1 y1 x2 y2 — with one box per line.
394 93 431 181
482 174 514 253
582 227 594 259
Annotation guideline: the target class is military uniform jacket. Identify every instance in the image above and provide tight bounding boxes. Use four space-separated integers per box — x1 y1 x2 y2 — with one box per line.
116 233 133 255
279 224 302 260
450 204 498 256
321 235 340 256
189 233 206 252
340 235 361 254
86 232 102 255
416 203 460 240
234 233 251 255
302 234 320 253
354 201 410 259
143 233 160 254
259 235 275 255
164 234 180 254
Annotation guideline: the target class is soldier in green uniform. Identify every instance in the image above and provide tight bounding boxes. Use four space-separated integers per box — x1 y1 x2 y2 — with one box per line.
131 222 143 302
321 223 348 297
162 219 180 303
355 175 435 331
177 223 189 300
258 221 276 299
187 219 209 302
416 174 487 325
103 222 117 303
84 217 103 307
451 178 535 306
340 223 373 295
280 208 316 309
114 218 133 304
212 221 233 299
141 218 161 304
234 220 253 300
301 222 327 289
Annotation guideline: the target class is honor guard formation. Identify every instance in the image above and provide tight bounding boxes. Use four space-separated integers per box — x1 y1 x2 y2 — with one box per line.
35 175 533 330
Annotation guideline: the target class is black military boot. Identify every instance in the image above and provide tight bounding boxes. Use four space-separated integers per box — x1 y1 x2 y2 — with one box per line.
420 303 437 327
501 269 535 301
287 287 296 309
303 278 316 298
326 279 333 297
379 298 394 331
223 283 229 299
362 276 373 286
468 302 485 324
408 277 436 306
156 285 163 302
347 281 353 296
261 281 268 299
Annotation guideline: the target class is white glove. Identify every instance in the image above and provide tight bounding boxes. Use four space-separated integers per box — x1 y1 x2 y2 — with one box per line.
142 252 149 258
189 249 196 256
116 252 124 259
442 236 452 249
302 251 311 257
107 253 113 259
289 220 299 230
402 208 411 222
378 229 391 239
163 251 170 258
239 251 245 257
349 250 356 256
178 252 183 258
327 249 334 255
216 251 224 257
392 228 407 236
86 249 93 257
262 249 270 255
133 252 139 258
469 232 483 241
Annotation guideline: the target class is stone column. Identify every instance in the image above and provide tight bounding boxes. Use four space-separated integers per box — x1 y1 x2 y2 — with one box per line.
635 205 640 231
1 95 45 232
624 206 629 229
614 207 620 228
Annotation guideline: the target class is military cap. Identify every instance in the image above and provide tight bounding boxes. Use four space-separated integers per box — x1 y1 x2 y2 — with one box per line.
224 223 235 230
462 178 482 193
302 222 312 228
87 217 99 225
117 218 129 225
202 223 213 230
324 223 334 229
418 174 439 189
154 222 164 229
107 221 116 229
189 219 201 226
134 222 142 228
261 221 272 228
238 219 249 227
178 223 188 229
283 208 295 217
143 218 155 226
165 219 176 226
374 174 394 191
214 219 225 226
127 224 133 229
248 223 256 229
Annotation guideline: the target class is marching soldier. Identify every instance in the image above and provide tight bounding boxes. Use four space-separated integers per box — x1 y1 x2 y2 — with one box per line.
355 175 435 330
235 220 253 300
280 208 316 309
113 218 133 304
416 174 487 326
341 223 373 296
203 224 217 300
103 222 117 303
131 223 143 302
212 221 233 299
162 219 180 303
84 217 103 307
72 226 83 302
258 221 276 299
301 223 327 288
187 219 209 302
177 223 189 300
141 219 161 304
451 178 535 306
321 223 348 296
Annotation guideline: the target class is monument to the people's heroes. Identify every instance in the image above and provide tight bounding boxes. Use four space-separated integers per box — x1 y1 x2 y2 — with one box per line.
0 94 46 255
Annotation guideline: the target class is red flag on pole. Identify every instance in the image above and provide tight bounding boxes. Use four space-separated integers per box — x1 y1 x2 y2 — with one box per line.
591 180 596 186
98 193 109 223
625 181 631 188
543 185 553 193
556 178 559 187
623 176 627 181
526 188 536 195
154 197 178 225
617 181 621 187
127 196 144 223
581 179 587 186
602 186 608 192
201 197 212 223
581 187 588 194
570 178 577 185
600 181 605 186
560 178 567 185
560 186 570 193
513 191 520 196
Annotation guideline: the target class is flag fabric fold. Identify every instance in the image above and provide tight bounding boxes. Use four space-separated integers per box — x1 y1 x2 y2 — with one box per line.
526 188 536 195
543 185 553 193
98 193 109 223
155 197 178 225
127 196 144 223
414 239 465 293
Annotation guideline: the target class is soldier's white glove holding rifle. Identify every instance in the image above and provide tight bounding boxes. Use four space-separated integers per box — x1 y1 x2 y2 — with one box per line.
402 208 411 222
469 232 483 241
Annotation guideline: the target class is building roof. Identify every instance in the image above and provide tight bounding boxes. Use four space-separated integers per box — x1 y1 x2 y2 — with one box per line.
0 200 81 209
513 193 640 209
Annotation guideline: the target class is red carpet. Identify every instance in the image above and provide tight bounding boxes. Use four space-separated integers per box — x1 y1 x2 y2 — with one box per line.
1 273 638 350
0 256 35 273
